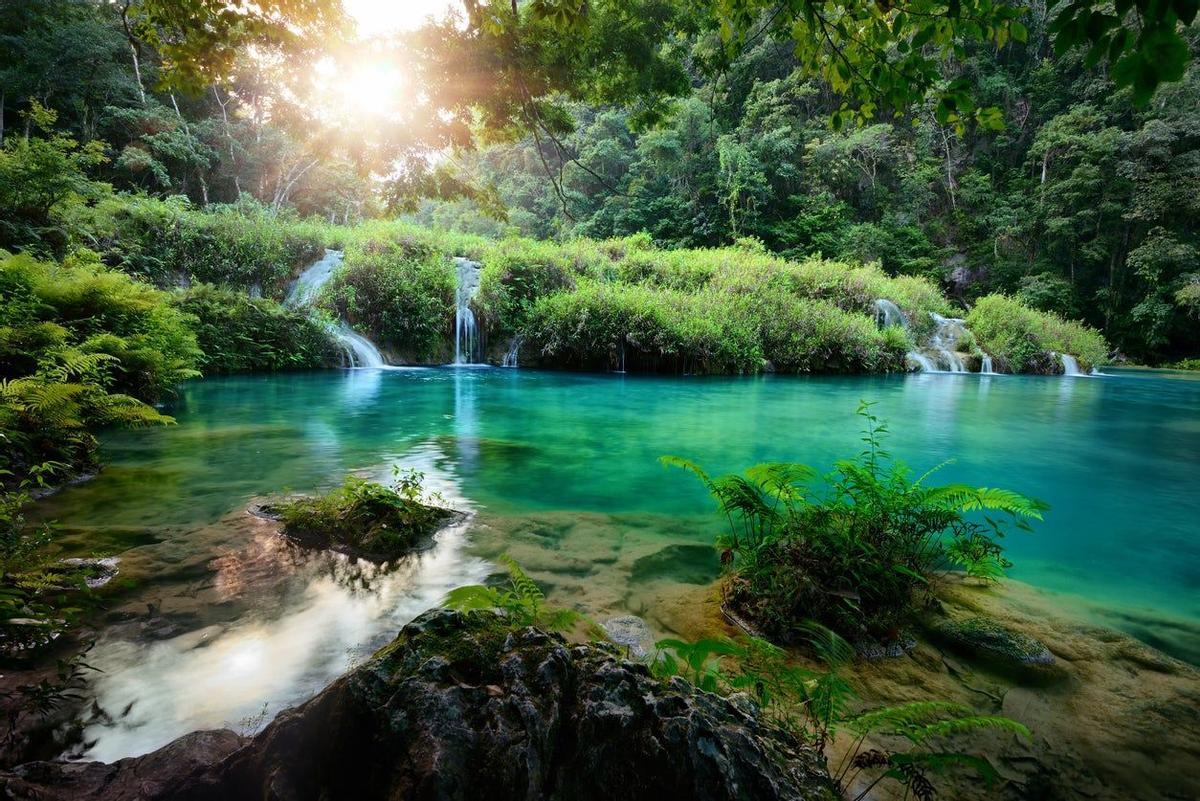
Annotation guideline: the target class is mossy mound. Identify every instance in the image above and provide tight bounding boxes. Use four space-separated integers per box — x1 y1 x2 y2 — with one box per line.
269 476 455 563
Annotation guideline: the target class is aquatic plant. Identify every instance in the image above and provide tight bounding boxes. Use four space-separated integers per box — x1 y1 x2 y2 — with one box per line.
664 402 1047 640
274 468 452 562
443 555 584 633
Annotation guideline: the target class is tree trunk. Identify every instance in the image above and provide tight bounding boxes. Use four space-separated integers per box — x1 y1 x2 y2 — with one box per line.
121 3 147 104
129 42 146 104
171 94 209 206
213 86 241 197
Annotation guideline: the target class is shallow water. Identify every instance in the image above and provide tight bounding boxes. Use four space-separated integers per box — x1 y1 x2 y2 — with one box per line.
40 366 1200 760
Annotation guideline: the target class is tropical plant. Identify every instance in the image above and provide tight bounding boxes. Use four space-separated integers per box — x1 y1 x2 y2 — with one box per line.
651 623 1029 800
834 702 1031 801
664 402 1047 640
444 555 584 633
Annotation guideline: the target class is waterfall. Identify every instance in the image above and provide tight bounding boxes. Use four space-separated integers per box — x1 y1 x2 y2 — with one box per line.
287 250 385 369
906 352 938 372
453 257 483 365
501 336 522 368
1059 352 1083 376
876 301 972 373
285 249 341 308
927 313 968 372
980 355 996 374
873 299 909 330
336 324 384 368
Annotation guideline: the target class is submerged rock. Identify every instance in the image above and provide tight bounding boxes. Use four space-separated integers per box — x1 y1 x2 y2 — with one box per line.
59 557 120 589
599 614 655 658
2 609 834 801
929 616 1065 684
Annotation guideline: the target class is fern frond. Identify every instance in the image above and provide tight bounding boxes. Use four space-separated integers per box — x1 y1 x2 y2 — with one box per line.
500 555 544 605
745 462 815 501
888 751 999 785
910 715 1032 743
847 701 973 734
926 485 1047 520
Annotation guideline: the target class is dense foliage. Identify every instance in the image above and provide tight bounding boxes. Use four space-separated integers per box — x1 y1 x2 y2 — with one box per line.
414 24 1200 364
173 284 336 374
965 294 1109 373
273 470 452 562
0 251 195 477
667 403 1046 641
321 226 458 362
81 196 330 291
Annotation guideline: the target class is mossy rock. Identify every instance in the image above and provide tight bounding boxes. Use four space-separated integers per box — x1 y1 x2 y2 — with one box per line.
258 476 458 563
929 616 1067 685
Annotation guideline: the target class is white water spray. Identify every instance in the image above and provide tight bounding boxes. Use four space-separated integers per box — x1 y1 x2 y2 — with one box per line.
1059 352 1083 376
873 298 909 330
453 257 483 365
980 355 996 374
501 336 522 368
286 250 385 368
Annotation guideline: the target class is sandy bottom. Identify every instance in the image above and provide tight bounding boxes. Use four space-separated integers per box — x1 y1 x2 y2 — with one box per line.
472 511 1200 801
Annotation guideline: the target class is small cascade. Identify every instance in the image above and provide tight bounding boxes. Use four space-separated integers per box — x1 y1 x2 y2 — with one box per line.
335 323 384 368
501 336 522 368
875 301 972 373
980 355 996 375
286 249 342 308
906 352 937 372
928 313 968 372
288 250 386 369
453 257 483 364
1059 352 1083 376
874 299 909 330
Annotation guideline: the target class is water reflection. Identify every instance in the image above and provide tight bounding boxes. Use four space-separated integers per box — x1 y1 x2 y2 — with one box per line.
76 441 489 763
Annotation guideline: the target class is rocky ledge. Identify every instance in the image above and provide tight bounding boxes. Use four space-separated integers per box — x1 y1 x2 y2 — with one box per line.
1 609 834 801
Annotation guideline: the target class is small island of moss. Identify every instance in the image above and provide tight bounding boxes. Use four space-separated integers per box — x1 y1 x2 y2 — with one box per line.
268 469 456 563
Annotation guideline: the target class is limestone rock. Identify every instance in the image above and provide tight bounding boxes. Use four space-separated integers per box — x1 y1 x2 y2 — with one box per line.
929 616 1066 685
600 614 656 659
2 609 835 801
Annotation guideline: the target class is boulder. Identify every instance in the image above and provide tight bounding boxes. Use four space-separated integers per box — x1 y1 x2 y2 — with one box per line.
2 609 834 801
599 614 656 658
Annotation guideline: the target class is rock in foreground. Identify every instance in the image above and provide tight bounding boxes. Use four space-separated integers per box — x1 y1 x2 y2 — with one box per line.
1 609 834 801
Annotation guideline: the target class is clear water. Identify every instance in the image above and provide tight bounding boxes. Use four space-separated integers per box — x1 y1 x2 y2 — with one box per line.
40 367 1200 760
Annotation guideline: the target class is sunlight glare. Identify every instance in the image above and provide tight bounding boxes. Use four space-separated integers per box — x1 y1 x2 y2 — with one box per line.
343 0 462 33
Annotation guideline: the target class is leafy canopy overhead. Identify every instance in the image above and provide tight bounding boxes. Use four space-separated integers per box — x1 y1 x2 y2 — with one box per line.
133 0 1195 142
122 0 349 90
714 0 1198 128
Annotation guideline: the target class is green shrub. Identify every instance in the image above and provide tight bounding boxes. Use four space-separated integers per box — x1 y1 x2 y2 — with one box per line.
0 251 191 479
274 470 452 562
174 284 337 374
78 195 334 292
324 232 456 362
665 403 1046 641
525 279 906 374
966 294 1108 373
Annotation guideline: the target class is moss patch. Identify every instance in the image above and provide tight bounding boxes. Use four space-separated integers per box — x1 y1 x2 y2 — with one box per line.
272 476 455 563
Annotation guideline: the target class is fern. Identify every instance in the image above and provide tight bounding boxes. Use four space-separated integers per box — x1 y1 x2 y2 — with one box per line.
442 556 583 633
